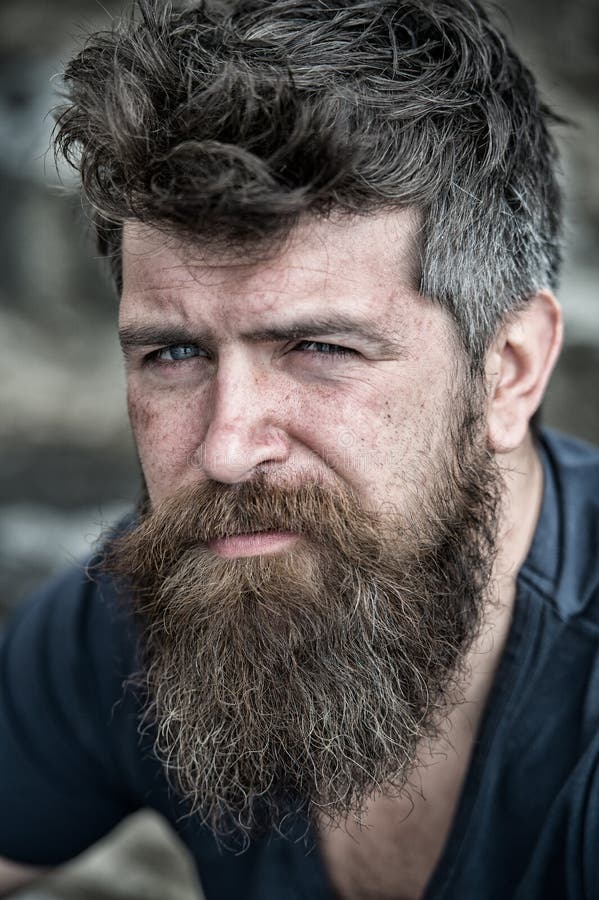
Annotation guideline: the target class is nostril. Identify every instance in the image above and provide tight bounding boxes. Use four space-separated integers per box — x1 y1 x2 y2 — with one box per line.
199 416 291 467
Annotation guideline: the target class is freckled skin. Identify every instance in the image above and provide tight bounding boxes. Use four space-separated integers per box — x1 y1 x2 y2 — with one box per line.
120 212 464 514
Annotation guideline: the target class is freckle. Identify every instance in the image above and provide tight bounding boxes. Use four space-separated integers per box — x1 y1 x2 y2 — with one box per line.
129 397 155 431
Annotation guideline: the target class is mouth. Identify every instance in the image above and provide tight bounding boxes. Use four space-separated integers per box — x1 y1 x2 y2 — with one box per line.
207 530 299 559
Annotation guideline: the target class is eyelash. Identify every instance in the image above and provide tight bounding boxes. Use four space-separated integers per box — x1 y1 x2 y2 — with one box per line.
292 340 357 358
146 345 206 364
144 341 358 365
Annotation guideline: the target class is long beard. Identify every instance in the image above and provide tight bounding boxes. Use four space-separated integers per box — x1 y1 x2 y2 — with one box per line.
104 394 501 847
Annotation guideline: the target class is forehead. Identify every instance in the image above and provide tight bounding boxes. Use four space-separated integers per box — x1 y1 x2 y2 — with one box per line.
120 211 429 334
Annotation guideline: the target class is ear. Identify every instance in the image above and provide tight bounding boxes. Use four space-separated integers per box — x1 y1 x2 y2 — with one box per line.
486 291 563 454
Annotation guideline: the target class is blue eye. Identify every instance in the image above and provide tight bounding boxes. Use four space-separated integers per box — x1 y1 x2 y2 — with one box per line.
293 341 357 358
155 345 204 362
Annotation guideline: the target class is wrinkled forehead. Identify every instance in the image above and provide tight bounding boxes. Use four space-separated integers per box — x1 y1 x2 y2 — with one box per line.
121 209 423 300
116 209 463 366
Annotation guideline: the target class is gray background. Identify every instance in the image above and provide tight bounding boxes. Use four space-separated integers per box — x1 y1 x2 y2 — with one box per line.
1 0 598 617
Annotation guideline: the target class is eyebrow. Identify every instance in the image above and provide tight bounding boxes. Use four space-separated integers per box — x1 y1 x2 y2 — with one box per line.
119 323 211 352
119 315 405 357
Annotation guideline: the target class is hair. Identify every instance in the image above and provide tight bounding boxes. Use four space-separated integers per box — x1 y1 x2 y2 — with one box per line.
54 0 563 370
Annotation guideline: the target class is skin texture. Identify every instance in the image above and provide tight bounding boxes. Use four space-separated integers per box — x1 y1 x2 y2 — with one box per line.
120 212 464 514
119 211 561 585
115 210 562 900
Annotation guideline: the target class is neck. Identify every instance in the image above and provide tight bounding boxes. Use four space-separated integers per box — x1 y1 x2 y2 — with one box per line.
461 429 545 717
494 430 545 597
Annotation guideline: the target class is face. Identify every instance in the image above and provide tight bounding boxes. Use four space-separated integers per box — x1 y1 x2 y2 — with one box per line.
112 212 500 843
120 212 464 519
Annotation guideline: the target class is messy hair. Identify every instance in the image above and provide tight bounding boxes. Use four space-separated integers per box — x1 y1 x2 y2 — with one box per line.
55 0 563 369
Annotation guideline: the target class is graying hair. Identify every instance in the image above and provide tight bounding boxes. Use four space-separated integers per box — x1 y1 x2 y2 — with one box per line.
55 0 563 369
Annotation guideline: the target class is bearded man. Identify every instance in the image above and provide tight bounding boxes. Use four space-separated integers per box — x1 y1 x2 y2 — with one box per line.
1 1 598 899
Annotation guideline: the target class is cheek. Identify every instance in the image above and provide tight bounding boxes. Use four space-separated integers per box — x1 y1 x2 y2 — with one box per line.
302 373 452 510
288 380 404 493
127 386 204 499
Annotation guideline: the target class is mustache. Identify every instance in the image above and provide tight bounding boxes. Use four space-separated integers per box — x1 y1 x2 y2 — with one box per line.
127 475 398 563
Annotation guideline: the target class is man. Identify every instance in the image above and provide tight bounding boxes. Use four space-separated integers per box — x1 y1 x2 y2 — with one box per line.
1 0 598 898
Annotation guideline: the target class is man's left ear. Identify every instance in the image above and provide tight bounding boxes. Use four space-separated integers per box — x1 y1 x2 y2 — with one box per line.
486 291 563 454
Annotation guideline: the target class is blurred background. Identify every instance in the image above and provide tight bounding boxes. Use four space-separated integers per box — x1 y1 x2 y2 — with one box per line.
1 0 598 619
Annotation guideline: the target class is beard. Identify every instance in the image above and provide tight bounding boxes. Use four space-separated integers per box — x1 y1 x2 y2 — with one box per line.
104 387 501 847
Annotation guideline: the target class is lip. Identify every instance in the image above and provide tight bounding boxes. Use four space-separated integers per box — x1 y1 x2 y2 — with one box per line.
207 530 299 558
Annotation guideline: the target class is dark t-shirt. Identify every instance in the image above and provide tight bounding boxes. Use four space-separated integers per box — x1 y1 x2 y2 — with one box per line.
1 429 599 899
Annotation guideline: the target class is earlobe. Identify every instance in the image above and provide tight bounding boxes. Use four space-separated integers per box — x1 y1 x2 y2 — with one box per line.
486 291 563 454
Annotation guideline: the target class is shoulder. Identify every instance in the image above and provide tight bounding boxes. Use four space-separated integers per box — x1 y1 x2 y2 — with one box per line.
542 427 599 486
3 554 137 699
0 550 146 864
533 428 599 625
1 549 140 764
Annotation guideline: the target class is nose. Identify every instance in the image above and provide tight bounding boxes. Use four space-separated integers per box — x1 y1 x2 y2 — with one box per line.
196 359 292 484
